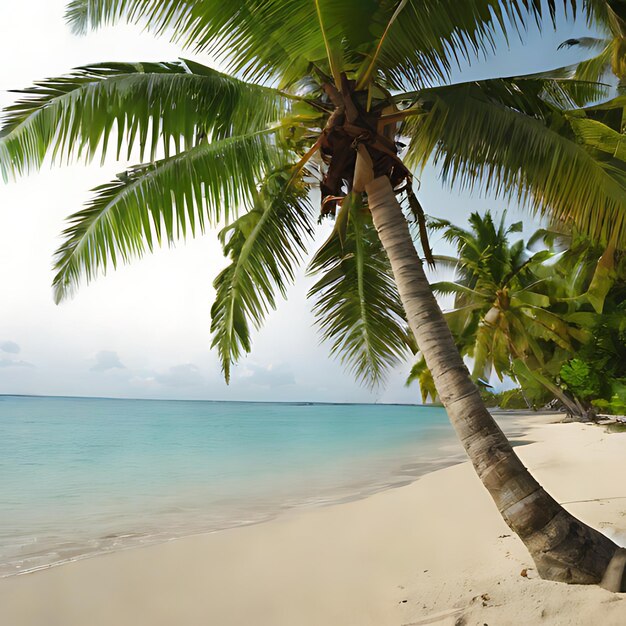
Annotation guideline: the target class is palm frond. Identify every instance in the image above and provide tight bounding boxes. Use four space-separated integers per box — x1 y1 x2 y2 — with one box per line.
558 36 609 51
0 59 291 179
308 195 413 386
562 0 626 83
430 281 486 298
65 0 332 86
210 169 315 382
429 254 462 273
405 356 438 403
367 0 582 89
569 115 626 160
403 79 626 246
572 40 614 83
52 128 286 302
65 1 589 90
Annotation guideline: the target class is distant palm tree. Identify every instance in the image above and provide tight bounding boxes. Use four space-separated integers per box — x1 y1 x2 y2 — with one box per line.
1 0 625 587
411 212 586 415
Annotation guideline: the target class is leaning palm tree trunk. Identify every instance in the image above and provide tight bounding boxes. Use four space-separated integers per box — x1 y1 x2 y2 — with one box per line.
366 176 624 589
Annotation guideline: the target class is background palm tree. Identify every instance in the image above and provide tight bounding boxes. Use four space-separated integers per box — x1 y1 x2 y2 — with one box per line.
410 212 590 415
2 0 626 588
411 215 626 418
432 213 567 381
530 230 626 415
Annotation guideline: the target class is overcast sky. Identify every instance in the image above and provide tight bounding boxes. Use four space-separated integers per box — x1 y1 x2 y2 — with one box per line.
0 2 592 403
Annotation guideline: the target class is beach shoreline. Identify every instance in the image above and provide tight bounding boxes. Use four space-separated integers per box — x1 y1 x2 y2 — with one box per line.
0 398 468 579
1 412 625 625
0 407 546 580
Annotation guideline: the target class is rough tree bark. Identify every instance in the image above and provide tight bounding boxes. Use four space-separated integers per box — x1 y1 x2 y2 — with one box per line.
366 175 625 591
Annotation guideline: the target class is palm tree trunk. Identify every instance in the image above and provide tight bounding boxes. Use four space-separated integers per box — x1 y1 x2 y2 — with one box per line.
366 176 623 589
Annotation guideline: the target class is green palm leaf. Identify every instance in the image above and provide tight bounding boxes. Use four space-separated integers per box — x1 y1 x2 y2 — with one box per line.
559 1 626 84
65 1 584 89
572 40 614 83
210 169 315 383
406 357 438 403
569 116 626 160
65 0 332 86
0 59 291 179
402 78 626 245
364 0 580 89
430 281 486 298
52 128 286 302
308 195 413 386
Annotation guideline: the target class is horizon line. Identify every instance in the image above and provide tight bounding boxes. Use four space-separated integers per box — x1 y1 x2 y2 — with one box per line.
0 392 437 408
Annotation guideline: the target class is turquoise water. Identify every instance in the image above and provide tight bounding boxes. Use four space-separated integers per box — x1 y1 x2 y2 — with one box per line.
0 395 470 577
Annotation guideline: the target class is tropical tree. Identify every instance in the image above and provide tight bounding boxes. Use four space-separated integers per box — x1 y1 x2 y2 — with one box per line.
523 230 626 415
410 216 626 418
555 247 626 414
2 0 626 588
409 212 590 416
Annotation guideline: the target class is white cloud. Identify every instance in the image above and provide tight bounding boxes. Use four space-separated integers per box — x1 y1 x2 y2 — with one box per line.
155 364 205 388
0 358 34 368
91 350 125 372
237 363 296 388
0 341 20 354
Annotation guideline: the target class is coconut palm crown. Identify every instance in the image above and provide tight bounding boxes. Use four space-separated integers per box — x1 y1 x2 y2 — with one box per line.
2 0 626 589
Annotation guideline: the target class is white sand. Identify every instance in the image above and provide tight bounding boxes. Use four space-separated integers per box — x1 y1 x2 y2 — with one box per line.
1 415 625 625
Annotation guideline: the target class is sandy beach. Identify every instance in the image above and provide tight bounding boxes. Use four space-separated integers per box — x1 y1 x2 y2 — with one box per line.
1 414 624 626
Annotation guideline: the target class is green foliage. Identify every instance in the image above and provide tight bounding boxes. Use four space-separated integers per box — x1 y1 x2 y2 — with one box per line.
308 196 414 387
594 381 626 415
52 128 288 302
406 357 438 403
402 77 626 245
409 211 625 414
0 60 291 180
480 387 530 410
560 2 626 84
559 358 603 401
64 1 576 89
427 211 581 383
211 169 315 382
561 297 626 414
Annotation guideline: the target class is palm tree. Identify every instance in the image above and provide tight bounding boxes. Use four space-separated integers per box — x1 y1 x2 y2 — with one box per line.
412 212 588 415
2 0 626 588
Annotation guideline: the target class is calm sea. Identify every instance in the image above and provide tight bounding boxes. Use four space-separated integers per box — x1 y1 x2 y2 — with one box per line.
0 395 521 577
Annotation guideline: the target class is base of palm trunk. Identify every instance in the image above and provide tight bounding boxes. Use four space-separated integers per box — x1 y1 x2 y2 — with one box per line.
365 175 623 591
518 495 623 588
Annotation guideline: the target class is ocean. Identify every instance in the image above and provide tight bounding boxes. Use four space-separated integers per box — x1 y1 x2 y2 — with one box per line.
0 395 513 577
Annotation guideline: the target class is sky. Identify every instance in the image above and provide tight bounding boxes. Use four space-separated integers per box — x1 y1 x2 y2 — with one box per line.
0 2 595 403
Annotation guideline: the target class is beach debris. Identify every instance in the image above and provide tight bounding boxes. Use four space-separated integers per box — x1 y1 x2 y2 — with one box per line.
520 568 528 577
469 593 491 607
498 534 511 539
